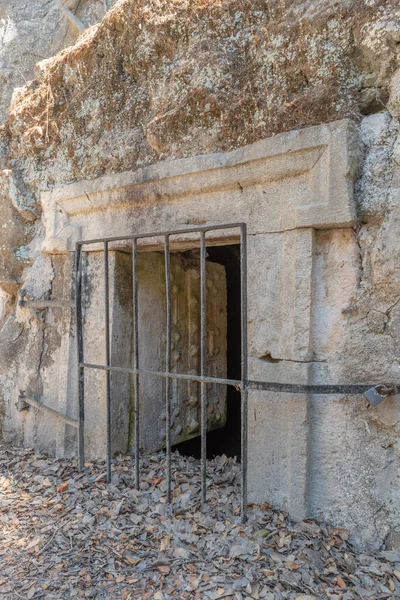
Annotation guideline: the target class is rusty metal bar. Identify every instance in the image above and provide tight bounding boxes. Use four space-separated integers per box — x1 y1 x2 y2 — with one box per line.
240 223 248 523
17 393 78 428
132 239 140 490
104 241 112 484
78 362 395 397
165 235 172 503
245 381 395 395
200 231 207 504
75 243 85 470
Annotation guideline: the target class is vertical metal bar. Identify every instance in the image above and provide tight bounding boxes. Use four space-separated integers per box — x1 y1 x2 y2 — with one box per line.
165 235 172 503
132 239 140 490
240 223 248 523
75 243 85 471
104 241 112 484
200 231 207 504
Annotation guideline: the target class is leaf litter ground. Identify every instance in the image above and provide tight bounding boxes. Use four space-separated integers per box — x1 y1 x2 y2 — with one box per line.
1 443 399 599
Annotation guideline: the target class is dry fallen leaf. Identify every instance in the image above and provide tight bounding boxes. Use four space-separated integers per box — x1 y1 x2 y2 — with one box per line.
26 537 42 550
56 481 69 493
159 535 171 552
336 575 346 589
0 442 398 599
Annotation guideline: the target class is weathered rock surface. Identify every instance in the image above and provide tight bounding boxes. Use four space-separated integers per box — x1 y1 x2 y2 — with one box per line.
0 0 400 551
1 0 398 191
0 0 119 126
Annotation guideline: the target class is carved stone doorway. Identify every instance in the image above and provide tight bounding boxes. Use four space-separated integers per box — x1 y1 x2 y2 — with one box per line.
41 119 358 523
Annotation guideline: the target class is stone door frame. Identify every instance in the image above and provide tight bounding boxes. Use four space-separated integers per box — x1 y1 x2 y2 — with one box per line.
41 118 360 522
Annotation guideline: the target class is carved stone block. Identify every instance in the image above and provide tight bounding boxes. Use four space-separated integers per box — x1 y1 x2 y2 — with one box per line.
79 250 226 457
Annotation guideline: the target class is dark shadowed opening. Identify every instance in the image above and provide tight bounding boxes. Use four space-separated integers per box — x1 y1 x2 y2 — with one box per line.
172 244 242 461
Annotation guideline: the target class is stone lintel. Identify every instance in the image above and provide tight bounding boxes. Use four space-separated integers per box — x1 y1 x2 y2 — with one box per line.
41 119 359 253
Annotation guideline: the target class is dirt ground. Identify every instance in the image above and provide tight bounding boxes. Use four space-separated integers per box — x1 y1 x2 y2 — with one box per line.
0 443 399 599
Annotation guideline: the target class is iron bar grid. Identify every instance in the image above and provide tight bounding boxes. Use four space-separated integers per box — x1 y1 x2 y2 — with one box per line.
74 222 395 523
75 223 249 522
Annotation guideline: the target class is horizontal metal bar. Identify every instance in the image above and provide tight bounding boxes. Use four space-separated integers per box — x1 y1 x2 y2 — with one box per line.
77 223 245 246
17 394 78 428
80 362 242 388
78 363 396 396
247 380 396 395
18 300 73 309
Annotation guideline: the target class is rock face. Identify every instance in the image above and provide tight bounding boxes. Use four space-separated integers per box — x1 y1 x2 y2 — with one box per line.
0 1 119 127
0 0 400 550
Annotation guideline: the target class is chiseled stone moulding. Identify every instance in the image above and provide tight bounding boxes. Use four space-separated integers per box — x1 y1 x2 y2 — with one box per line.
41 119 359 253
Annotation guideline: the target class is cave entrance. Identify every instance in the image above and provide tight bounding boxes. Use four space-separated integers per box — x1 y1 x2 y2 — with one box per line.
172 244 241 460
128 242 241 460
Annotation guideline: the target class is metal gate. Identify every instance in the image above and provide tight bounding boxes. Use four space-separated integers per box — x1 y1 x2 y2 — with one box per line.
75 223 396 524
75 223 249 519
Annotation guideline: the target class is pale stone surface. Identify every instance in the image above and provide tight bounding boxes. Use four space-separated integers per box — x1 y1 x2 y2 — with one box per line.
134 251 227 452
388 68 400 118
248 359 311 522
3 114 400 550
37 121 360 525
0 170 28 293
248 229 315 361
247 229 315 521
4 0 400 188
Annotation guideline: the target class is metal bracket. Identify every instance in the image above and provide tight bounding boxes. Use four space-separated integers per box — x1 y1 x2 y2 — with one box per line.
15 396 29 411
18 295 73 310
16 392 78 428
